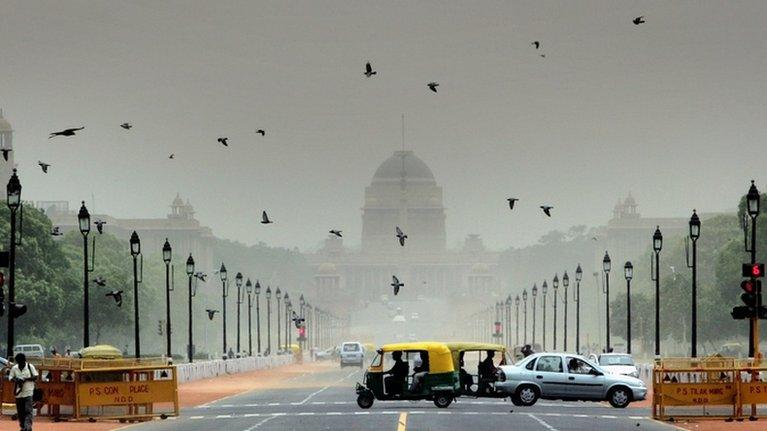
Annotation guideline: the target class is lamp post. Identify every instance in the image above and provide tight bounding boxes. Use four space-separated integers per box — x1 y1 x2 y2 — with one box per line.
162 238 172 358
5 169 21 359
624 261 633 354
78 201 92 348
653 226 663 356
688 210 700 357
219 263 228 357
532 284 538 347
522 290 528 344
255 281 262 355
562 271 569 352
245 278 253 356
575 264 583 354
235 272 243 354
746 181 760 358
300 294 306 351
553 275 559 350
275 287 282 353
129 231 141 358
284 292 290 351
186 254 195 362
505 295 512 348
266 286 272 355
603 251 611 352
541 281 547 350
515 295 520 346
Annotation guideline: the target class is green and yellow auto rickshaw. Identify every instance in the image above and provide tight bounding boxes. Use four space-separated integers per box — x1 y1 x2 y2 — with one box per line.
355 342 459 409
446 342 509 398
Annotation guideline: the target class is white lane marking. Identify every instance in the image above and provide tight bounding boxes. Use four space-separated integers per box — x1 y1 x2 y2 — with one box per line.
528 413 560 431
244 415 277 430
243 413 262 417
312 401 326 405
216 414 232 418
181 410 654 421
354 411 369 415
190 416 204 420
298 412 315 416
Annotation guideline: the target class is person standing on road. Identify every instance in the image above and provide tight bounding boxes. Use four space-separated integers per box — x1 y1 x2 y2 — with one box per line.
9 353 38 431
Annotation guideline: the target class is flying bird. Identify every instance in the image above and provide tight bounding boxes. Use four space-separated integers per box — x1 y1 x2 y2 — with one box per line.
38 161 50 173
427 82 439 93
591 236 598 241
95 220 106 234
168 154 175 159
633 16 645 25
1 149 11 161
540 54 546 58
540 206 553 217
532 41 540 49
194 272 208 282
261 211 273 224
49 127 84 138
329 230 342 238
205 309 219 320
217 137 229 146
51 226 63 236
256 129 266 136
92 277 106 287
106 290 123 307
364 61 377 77
120 123 132 130
395 226 407 246
507 198 518 210
391 276 404 296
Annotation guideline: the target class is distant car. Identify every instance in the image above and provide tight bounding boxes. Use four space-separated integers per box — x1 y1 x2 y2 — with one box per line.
315 346 337 360
597 353 639 378
496 352 647 408
410 312 420 320
13 344 45 359
339 342 365 368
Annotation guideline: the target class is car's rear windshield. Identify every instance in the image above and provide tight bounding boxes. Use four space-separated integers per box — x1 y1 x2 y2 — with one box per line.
599 355 634 366
343 344 360 352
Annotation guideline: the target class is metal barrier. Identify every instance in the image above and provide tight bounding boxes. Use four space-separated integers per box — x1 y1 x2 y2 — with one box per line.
653 356 767 421
1 357 178 422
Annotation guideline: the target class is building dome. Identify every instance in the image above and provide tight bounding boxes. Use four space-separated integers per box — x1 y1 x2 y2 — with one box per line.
317 262 337 274
372 151 436 184
0 110 12 132
471 263 490 274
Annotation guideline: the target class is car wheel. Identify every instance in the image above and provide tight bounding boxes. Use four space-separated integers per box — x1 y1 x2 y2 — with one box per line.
607 386 632 408
433 393 453 408
357 394 374 409
509 394 522 406
515 385 539 406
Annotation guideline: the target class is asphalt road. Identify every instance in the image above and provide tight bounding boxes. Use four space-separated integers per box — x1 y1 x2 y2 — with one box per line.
128 364 678 431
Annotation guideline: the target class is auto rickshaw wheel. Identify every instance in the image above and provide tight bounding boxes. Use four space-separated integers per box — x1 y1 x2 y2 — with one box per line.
433 393 453 408
357 394 374 409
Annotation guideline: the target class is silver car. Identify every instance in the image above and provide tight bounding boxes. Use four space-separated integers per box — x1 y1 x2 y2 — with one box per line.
496 352 647 408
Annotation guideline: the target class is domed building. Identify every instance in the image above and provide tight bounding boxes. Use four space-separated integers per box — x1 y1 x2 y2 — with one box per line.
308 150 499 311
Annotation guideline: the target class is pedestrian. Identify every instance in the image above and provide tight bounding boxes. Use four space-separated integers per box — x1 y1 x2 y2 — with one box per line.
64 346 72 357
9 353 38 431
227 348 234 359
50 347 61 358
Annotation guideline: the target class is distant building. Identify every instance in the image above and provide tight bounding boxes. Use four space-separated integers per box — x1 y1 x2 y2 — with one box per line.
40 194 215 271
0 109 16 188
306 151 500 313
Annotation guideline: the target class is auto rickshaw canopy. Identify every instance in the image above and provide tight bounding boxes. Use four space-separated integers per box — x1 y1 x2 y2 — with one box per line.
376 342 454 374
445 342 508 368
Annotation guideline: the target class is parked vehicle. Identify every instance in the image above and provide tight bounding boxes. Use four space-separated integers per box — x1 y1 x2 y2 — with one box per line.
496 352 647 408
446 342 508 398
340 342 365 367
356 342 459 409
596 353 639 378
13 344 45 359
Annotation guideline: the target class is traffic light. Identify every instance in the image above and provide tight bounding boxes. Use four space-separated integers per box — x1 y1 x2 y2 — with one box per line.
494 321 502 337
742 263 765 278
9 302 26 319
298 326 306 340
741 280 758 307
158 320 164 336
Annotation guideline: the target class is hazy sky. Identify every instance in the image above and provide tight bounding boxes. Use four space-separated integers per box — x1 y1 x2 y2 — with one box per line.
1 0 765 251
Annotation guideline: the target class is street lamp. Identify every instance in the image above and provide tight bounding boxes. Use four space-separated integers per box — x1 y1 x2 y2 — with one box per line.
652 226 663 356
505 295 512 348
129 231 141 358
603 251 611 352
575 264 583 354
522 290 528 345
284 292 290 351
624 261 633 355
562 271 569 352
266 286 272 355
162 238 172 358
552 274 559 350
541 281 548 350
531 284 538 347
688 210 700 357
275 287 282 353
746 181 760 358
255 281 262 355
245 278 253 357
514 295 520 346
78 201 92 348
5 169 21 358
235 272 243 354
186 254 195 362
300 294 306 351
219 263 228 357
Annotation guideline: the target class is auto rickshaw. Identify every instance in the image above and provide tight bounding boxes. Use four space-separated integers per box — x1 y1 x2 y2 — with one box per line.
446 342 508 398
355 342 458 409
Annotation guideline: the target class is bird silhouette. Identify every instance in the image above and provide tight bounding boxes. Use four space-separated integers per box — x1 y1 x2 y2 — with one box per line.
168 154 175 159
106 290 123 307
591 236 598 241
261 211 273 224
540 206 553 217
427 82 439 93
51 226 63 236
92 277 106 287
391 276 404 296
532 41 540 49
218 137 229 146
95 220 106 234
396 226 407 246
364 61 377 77
507 198 518 210
329 230 342 238
206 309 219 320
1 149 11 161
256 129 266 136
49 127 84 138
633 16 645 25
120 123 132 130
194 272 208 282
540 54 546 58
38 161 50 173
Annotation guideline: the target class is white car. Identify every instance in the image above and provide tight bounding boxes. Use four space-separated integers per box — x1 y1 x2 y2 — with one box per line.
339 342 365 368
596 353 639 378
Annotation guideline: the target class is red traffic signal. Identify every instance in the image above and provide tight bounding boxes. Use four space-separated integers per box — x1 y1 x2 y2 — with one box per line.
742 263 765 278
0 272 4 287
298 326 306 338
741 280 759 307
494 321 502 334
741 280 756 294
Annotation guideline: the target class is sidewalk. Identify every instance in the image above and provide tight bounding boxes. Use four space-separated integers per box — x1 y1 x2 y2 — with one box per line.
0 360 330 431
